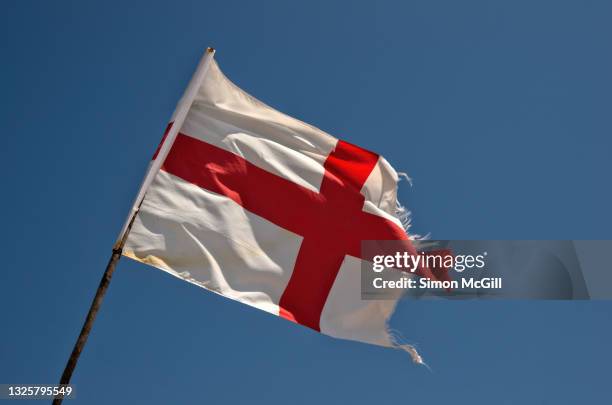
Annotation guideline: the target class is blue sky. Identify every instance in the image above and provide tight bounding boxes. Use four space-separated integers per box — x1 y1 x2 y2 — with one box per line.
1 1 611 403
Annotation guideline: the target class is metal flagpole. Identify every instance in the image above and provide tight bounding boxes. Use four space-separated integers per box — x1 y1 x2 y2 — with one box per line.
52 47 216 405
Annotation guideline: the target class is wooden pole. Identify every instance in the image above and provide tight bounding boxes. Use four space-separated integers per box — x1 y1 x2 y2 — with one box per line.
52 211 138 405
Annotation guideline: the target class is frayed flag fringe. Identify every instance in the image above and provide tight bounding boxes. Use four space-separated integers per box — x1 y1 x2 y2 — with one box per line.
395 172 428 241
388 328 430 369
391 172 433 368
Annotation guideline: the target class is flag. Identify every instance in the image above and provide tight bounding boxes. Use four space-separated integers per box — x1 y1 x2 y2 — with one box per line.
122 52 427 362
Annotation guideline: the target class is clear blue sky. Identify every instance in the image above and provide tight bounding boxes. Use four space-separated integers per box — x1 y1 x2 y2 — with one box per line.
1 1 611 403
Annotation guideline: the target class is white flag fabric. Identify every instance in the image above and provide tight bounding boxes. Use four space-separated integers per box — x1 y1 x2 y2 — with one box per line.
123 57 426 361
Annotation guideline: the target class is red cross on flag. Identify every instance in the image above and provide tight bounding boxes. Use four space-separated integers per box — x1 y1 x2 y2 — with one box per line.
120 49 428 362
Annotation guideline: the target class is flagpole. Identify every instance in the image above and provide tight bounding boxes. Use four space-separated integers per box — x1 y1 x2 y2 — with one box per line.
52 47 216 405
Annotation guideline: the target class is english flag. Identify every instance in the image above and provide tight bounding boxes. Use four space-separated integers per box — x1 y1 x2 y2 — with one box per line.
120 49 427 362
